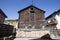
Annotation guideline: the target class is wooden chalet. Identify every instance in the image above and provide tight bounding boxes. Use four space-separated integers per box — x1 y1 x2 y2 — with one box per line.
18 5 45 29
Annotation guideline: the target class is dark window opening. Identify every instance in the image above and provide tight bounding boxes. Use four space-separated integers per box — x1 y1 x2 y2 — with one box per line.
30 7 35 13
30 8 33 10
30 11 35 13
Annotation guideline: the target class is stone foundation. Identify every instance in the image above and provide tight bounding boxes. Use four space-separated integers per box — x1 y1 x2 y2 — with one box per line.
16 30 50 38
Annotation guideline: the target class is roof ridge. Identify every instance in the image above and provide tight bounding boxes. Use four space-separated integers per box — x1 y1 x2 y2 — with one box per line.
18 5 45 13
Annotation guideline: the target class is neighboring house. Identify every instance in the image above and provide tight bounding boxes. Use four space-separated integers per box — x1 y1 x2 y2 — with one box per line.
0 9 7 23
45 9 60 29
0 9 16 40
45 9 60 39
18 5 45 29
4 19 18 29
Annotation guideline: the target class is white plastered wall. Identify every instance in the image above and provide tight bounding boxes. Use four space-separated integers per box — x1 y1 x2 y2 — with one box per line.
55 15 60 29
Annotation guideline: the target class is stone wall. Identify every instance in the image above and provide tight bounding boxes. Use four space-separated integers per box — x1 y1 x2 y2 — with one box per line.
16 30 49 38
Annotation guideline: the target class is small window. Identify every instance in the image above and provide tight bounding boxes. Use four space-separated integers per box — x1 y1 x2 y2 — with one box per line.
30 8 35 13
31 8 33 10
30 11 35 13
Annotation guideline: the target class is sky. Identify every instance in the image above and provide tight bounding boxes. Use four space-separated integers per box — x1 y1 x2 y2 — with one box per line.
0 0 60 20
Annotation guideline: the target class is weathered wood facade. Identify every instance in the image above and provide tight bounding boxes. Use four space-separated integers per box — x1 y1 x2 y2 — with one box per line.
18 5 45 29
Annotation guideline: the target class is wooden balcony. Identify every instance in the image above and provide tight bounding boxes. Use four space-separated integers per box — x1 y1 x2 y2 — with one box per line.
46 20 57 26
0 23 14 37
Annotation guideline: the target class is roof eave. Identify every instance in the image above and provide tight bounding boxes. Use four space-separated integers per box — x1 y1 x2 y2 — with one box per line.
45 9 60 20
0 9 8 18
18 5 45 13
